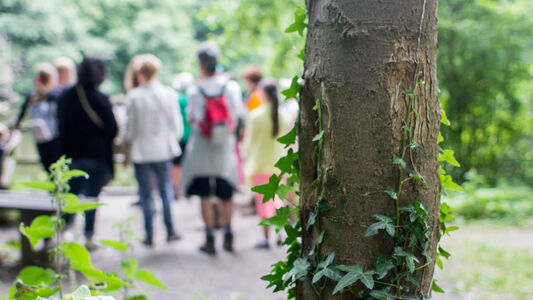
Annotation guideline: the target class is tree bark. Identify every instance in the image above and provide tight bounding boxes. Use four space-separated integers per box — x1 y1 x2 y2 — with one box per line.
297 0 440 299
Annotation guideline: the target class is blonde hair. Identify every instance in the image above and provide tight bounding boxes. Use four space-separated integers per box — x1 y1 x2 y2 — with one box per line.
123 54 162 91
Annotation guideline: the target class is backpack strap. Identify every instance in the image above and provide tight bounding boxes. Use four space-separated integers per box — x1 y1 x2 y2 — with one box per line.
198 81 229 99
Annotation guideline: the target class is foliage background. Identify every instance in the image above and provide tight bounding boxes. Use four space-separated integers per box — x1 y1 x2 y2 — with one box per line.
0 0 532 189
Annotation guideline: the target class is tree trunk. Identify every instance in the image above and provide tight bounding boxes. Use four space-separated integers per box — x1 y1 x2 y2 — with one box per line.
297 0 440 299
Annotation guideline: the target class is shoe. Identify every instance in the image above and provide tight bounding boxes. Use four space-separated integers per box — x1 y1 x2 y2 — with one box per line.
167 231 181 243
85 238 99 252
142 235 153 247
199 235 216 255
223 232 234 252
254 240 270 249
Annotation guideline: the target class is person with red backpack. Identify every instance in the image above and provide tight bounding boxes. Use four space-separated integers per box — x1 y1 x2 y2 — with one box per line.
181 42 245 255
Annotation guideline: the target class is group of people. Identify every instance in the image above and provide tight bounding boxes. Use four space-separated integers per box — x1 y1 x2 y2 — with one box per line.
12 41 297 255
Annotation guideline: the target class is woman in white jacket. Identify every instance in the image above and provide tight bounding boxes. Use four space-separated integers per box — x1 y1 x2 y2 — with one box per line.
124 54 183 246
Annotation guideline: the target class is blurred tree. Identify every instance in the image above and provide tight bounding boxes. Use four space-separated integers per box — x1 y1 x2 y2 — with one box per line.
438 0 533 184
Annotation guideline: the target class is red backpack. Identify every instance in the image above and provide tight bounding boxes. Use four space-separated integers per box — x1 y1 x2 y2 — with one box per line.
198 83 232 143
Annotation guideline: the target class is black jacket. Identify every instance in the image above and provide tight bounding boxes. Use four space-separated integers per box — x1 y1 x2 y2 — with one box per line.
57 85 118 177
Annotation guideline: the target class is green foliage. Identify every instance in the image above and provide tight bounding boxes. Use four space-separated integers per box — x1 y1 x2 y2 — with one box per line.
19 216 56 249
438 0 533 184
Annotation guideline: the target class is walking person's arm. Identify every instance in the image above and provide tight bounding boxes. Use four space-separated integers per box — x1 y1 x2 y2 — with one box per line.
123 94 136 168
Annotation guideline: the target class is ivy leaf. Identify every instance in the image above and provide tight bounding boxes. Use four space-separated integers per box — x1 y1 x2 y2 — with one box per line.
316 196 331 212
441 175 464 192
285 7 307 36
259 206 295 231
277 126 297 148
384 187 398 200
275 149 298 174
312 265 341 284
22 181 54 192
439 246 451 259
297 48 305 61
252 174 280 203
306 212 317 230
316 231 325 244
19 216 56 250
281 76 302 99
100 240 129 252
369 290 395 300
408 141 419 149
439 149 460 167
437 132 444 144
405 273 420 287
393 247 419 273
375 255 394 280
283 258 310 282
312 130 324 142
445 226 459 235
432 279 445 293
136 269 167 289
393 156 406 169
441 109 451 125
333 265 374 294
317 252 335 270
365 215 395 237
436 256 443 270
409 172 428 186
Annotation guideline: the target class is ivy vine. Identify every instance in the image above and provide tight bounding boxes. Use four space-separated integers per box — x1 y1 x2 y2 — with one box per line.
255 5 463 300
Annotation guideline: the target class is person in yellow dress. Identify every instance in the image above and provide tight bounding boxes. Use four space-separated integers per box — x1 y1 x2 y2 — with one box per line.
242 79 290 249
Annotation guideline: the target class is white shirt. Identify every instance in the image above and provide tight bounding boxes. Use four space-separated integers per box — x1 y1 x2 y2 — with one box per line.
125 81 183 163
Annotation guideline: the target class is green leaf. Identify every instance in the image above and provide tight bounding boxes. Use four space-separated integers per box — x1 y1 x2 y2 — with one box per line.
19 216 56 249
393 156 407 169
22 181 54 192
332 272 360 295
276 184 292 200
436 256 443 270
124 295 148 300
61 242 92 268
297 48 305 61
100 240 129 252
332 264 373 294
439 246 451 259
365 215 395 237
283 258 310 282
259 206 295 231
17 266 57 285
312 130 324 142
274 148 298 174
71 285 91 300
74 264 126 291
277 126 297 148
306 212 316 230
393 247 419 273
121 258 138 280
405 272 420 287
317 252 335 270
285 7 307 36
61 169 89 183
369 290 395 300
252 174 280 203
375 255 394 280
445 226 459 235
63 193 80 205
63 202 104 214
441 109 451 125
316 231 325 244
281 76 302 99
439 149 460 167
408 141 419 149
441 175 464 192
316 196 331 212
409 172 428 186
437 132 444 144
432 279 445 293
384 188 398 200
136 269 167 290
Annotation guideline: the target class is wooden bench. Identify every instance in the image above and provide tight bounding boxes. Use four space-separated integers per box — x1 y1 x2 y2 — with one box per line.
0 190 54 266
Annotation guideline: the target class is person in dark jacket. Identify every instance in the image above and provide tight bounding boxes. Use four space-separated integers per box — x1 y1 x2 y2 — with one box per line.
57 56 118 249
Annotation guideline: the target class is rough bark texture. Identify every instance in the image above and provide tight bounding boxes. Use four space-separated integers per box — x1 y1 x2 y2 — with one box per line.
297 0 440 299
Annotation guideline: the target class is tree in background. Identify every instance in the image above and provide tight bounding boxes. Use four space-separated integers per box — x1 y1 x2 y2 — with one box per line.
298 0 441 298
438 0 533 184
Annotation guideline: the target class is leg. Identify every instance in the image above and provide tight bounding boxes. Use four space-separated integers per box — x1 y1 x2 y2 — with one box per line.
215 177 234 252
201 197 215 228
134 163 154 245
153 161 178 240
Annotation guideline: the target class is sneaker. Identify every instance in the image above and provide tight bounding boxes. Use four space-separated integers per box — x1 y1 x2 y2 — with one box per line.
199 235 216 255
223 232 234 252
254 240 270 249
167 231 181 243
142 235 153 247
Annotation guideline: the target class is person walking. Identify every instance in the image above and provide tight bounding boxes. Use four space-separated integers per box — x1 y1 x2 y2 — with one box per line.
182 42 245 255
123 54 183 247
57 56 118 249
242 79 289 249
13 63 61 173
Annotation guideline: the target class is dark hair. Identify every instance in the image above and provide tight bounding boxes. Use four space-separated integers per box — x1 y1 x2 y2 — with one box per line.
261 79 280 138
77 56 106 87
241 66 263 84
197 41 220 75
